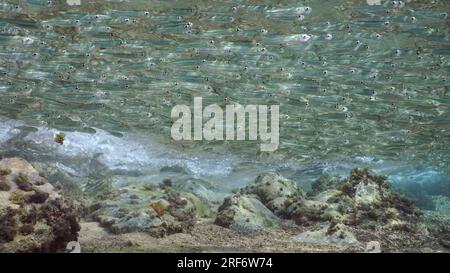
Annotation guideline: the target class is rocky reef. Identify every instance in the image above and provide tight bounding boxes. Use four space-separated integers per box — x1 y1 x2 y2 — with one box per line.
214 169 446 251
1 157 448 253
85 180 211 238
215 194 279 233
78 168 449 252
0 158 80 253
300 168 424 231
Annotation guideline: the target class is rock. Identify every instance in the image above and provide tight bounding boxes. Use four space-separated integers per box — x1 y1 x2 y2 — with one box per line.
149 199 170 217
266 197 289 215
111 211 162 234
341 169 421 221
183 192 213 219
174 178 225 204
217 169 424 237
285 200 327 225
293 223 361 247
88 187 198 238
309 173 342 196
313 189 344 203
215 194 279 233
307 169 425 233
0 157 80 253
14 173 34 192
243 173 304 205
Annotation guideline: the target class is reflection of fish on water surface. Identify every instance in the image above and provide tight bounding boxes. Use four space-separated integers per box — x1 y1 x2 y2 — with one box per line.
0 0 449 181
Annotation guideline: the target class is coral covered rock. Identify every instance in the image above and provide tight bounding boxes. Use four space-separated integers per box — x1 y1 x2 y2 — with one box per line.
88 186 198 238
0 157 80 253
283 168 424 232
243 172 304 204
309 173 342 197
240 172 304 217
337 169 422 229
220 169 425 237
215 194 279 233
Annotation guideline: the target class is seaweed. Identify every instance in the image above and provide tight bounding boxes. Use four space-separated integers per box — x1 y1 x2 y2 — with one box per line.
0 179 11 191
160 178 173 189
0 165 12 176
309 173 342 196
14 173 33 192
19 224 34 236
40 198 81 251
9 191 25 206
0 208 18 243
25 190 50 204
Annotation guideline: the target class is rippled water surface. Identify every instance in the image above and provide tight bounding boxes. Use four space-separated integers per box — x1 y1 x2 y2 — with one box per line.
0 0 449 187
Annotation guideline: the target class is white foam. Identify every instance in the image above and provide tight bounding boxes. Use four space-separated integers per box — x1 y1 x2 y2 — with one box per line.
0 118 23 145
22 123 234 178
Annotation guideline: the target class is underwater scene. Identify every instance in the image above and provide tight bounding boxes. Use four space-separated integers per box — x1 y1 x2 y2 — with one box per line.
0 0 449 253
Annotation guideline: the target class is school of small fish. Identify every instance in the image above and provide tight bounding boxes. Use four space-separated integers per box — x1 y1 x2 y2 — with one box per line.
0 0 449 175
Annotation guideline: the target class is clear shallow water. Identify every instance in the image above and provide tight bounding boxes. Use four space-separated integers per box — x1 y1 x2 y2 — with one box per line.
0 0 449 190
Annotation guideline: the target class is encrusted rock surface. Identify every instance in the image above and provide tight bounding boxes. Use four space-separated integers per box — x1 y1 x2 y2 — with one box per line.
215 194 279 233
87 183 201 237
0 157 80 253
215 169 443 251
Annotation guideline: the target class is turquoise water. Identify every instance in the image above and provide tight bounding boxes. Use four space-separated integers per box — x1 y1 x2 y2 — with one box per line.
0 0 449 193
